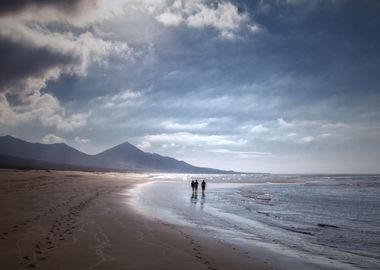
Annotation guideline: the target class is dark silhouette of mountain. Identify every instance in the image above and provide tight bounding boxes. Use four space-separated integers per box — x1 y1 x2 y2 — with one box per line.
0 135 233 173
0 154 114 172
94 142 227 173
0 135 95 167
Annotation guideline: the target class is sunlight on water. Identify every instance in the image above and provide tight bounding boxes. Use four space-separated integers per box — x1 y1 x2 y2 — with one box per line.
128 174 380 270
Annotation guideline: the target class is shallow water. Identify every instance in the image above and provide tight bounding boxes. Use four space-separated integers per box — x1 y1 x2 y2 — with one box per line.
129 174 380 270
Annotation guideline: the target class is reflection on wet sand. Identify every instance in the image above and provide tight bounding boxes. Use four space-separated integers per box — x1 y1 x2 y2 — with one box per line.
191 191 206 209
191 191 198 204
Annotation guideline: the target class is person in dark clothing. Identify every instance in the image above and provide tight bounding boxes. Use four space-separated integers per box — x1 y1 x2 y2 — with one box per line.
201 180 207 192
195 180 199 191
191 180 195 192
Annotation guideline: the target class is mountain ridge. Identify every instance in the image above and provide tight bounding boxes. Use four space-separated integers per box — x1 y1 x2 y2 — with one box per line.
0 135 234 174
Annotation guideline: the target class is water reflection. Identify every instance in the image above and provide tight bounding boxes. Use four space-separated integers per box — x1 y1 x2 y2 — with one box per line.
200 191 206 209
191 190 198 204
190 190 206 208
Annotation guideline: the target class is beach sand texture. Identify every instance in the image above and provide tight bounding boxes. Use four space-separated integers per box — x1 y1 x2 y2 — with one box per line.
0 170 277 270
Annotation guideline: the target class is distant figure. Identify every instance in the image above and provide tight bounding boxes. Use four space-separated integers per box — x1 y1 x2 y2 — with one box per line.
191 180 195 192
195 180 199 191
201 180 207 192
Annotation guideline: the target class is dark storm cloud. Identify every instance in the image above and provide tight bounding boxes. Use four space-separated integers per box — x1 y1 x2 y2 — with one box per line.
0 37 78 92
0 0 89 15
0 0 103 94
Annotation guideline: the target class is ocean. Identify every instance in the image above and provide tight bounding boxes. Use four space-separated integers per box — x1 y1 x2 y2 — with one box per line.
129 174 380 269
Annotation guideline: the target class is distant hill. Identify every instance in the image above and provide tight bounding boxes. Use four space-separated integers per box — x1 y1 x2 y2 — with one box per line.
0 154 111 172
0 135 233 174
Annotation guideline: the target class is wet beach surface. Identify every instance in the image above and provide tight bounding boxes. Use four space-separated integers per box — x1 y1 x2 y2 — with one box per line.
131 174 380 270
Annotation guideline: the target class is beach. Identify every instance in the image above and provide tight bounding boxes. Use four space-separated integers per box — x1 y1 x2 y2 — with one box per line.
1 170 378 270
131 174 380 270
0 170 270 270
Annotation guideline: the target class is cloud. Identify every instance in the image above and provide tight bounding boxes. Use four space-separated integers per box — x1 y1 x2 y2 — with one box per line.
74 136 90 144
0 0 136 129
261 119 340 144
0 0 108 27
155 12 182 26
153 0 250 39
209 148 273 158
42 134 67 144
97 89 142 108
0 92 91 131
250 124 269 133
162 120 208 131
0 35 78 94
299 136 315 144
137 140 152 150
0 20 134 93
144 132 247 146
277 118 293 128
186 2 248 38
0 0 89 16
298 133 331 144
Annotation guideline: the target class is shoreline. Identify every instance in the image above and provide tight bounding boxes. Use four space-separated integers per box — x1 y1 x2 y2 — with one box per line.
0 169 356 270
0 169 262 269
128 180 363 270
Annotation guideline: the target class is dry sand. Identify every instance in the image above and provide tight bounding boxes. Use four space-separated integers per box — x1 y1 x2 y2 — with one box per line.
0 169 312 270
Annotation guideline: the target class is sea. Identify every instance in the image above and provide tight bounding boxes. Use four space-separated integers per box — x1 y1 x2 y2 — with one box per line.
128 174 380 270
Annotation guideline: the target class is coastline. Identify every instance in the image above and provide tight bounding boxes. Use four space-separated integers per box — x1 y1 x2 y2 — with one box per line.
0 169 260 270
0 169 354 270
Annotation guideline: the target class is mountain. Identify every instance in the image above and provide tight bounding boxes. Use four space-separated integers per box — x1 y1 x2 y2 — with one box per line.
0 135 232 173
94 142 226 173
0 154 108 172
0 135 95 167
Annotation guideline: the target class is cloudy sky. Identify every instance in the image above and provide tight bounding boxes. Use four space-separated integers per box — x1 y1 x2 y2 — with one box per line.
0 0 379 173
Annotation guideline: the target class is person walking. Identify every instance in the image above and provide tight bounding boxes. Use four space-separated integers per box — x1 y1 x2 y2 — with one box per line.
195 180 199 192
191 180 195 192
201 180 207 192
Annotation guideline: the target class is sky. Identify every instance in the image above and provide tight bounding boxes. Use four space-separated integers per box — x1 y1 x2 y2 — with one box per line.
0 0 379 174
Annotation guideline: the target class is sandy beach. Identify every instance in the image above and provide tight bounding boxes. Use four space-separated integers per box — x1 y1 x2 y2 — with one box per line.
0 169 272 270
1 169 360 270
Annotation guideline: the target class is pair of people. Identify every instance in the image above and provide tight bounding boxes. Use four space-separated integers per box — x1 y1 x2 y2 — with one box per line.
191 180 206 192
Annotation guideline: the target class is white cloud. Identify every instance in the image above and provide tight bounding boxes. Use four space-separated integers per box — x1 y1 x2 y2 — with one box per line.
287 132 298 138
0 92 91 131
241 118 348 145
250 124 269 133
137 140 152 149
155 12 182 26
98 89 143 108
299 136 315 144
209 148 273 158
249 24 262 33
277 117 293 128
162 120 208 130
298 133 332 144
144 132 247 146
42 134 67 144
186 2 247 31
74 136 90 144
153 0 250 39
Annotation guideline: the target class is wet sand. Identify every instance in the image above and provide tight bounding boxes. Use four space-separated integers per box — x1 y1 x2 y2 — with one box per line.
0 169 269 270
